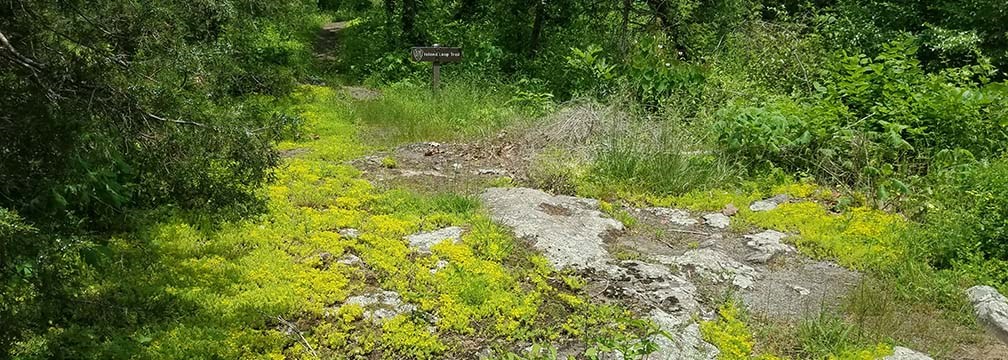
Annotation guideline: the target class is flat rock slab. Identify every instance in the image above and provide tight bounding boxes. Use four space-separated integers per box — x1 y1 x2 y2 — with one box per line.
480 187 622 269
742 260 859 320
406 227 463 253
481 187 716 359
671 248 761 289
884 346 933 360
967 285 1008 344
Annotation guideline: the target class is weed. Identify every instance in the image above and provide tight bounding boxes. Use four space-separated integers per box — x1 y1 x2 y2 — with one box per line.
380 156 398 168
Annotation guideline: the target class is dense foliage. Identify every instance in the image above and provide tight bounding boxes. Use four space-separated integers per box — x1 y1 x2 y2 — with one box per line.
1 0 318 221
1 0 321 355
3 0 1008 358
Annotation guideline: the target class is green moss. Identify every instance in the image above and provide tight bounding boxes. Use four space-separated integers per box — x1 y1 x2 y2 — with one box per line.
599 200 637 227
741 202 906 270
380 156 398 169
700 302 781 360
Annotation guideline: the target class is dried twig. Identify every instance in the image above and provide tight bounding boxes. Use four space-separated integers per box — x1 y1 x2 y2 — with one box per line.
665 228 712 236
145 113 211 129
276 315 319 358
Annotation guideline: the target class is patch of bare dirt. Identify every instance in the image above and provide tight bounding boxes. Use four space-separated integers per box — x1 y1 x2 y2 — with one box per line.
350 132 536 195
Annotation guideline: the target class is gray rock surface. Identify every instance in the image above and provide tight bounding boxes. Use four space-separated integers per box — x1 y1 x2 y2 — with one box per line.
480 187 716 359
336 254 363 266
341 290 416 322
646 207 699 226
480 187 622 269
744 230 795 263
338 228 360 239
742 260 860 320
430 259 449 274
702 213 730 229
406 227 463 253
883 346 933 360
967 285 1008 344
673 249 761 289
749 194 789 212
648 309 719 360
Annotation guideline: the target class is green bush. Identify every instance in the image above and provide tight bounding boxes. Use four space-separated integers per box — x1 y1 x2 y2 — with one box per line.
716 37 1008 203
918 157 1008 266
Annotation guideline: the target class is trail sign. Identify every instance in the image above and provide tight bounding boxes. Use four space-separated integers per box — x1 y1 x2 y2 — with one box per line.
410 46 462 63
410 45 462 92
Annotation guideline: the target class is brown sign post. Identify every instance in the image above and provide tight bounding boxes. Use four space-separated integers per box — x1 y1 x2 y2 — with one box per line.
410 45 462 92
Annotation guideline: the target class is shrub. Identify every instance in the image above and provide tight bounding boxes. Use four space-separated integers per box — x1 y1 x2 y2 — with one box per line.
917 157 1008 266
716 37 1008 204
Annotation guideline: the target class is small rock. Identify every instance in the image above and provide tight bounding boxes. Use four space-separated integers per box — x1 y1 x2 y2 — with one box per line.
338 228 360 239
646 207 699 226
337 254 363 266
749 194 789 212
722 204 739 217
451 163 462 172
966 285 1008 344
743 230 795 263
319 252 334 264
702 213 731 229
480 188 621 269
883 346 933 360
477 168 508 176
429 259 449 274
790 284 811 296
341 290 416 323
406 227 464 253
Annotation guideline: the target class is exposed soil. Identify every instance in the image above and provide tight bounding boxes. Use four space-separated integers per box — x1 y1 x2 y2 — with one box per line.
350 134 535 195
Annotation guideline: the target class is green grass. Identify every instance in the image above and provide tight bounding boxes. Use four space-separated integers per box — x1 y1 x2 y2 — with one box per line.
589 122 739 197
348 80 529 144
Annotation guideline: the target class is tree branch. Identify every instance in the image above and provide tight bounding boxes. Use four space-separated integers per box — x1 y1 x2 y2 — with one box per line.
145 113 211 129
0 30 43 71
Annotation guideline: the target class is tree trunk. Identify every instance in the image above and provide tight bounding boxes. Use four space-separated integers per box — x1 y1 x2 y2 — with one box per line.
529 0 546 56
619 0 632 58
401 0 418 44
